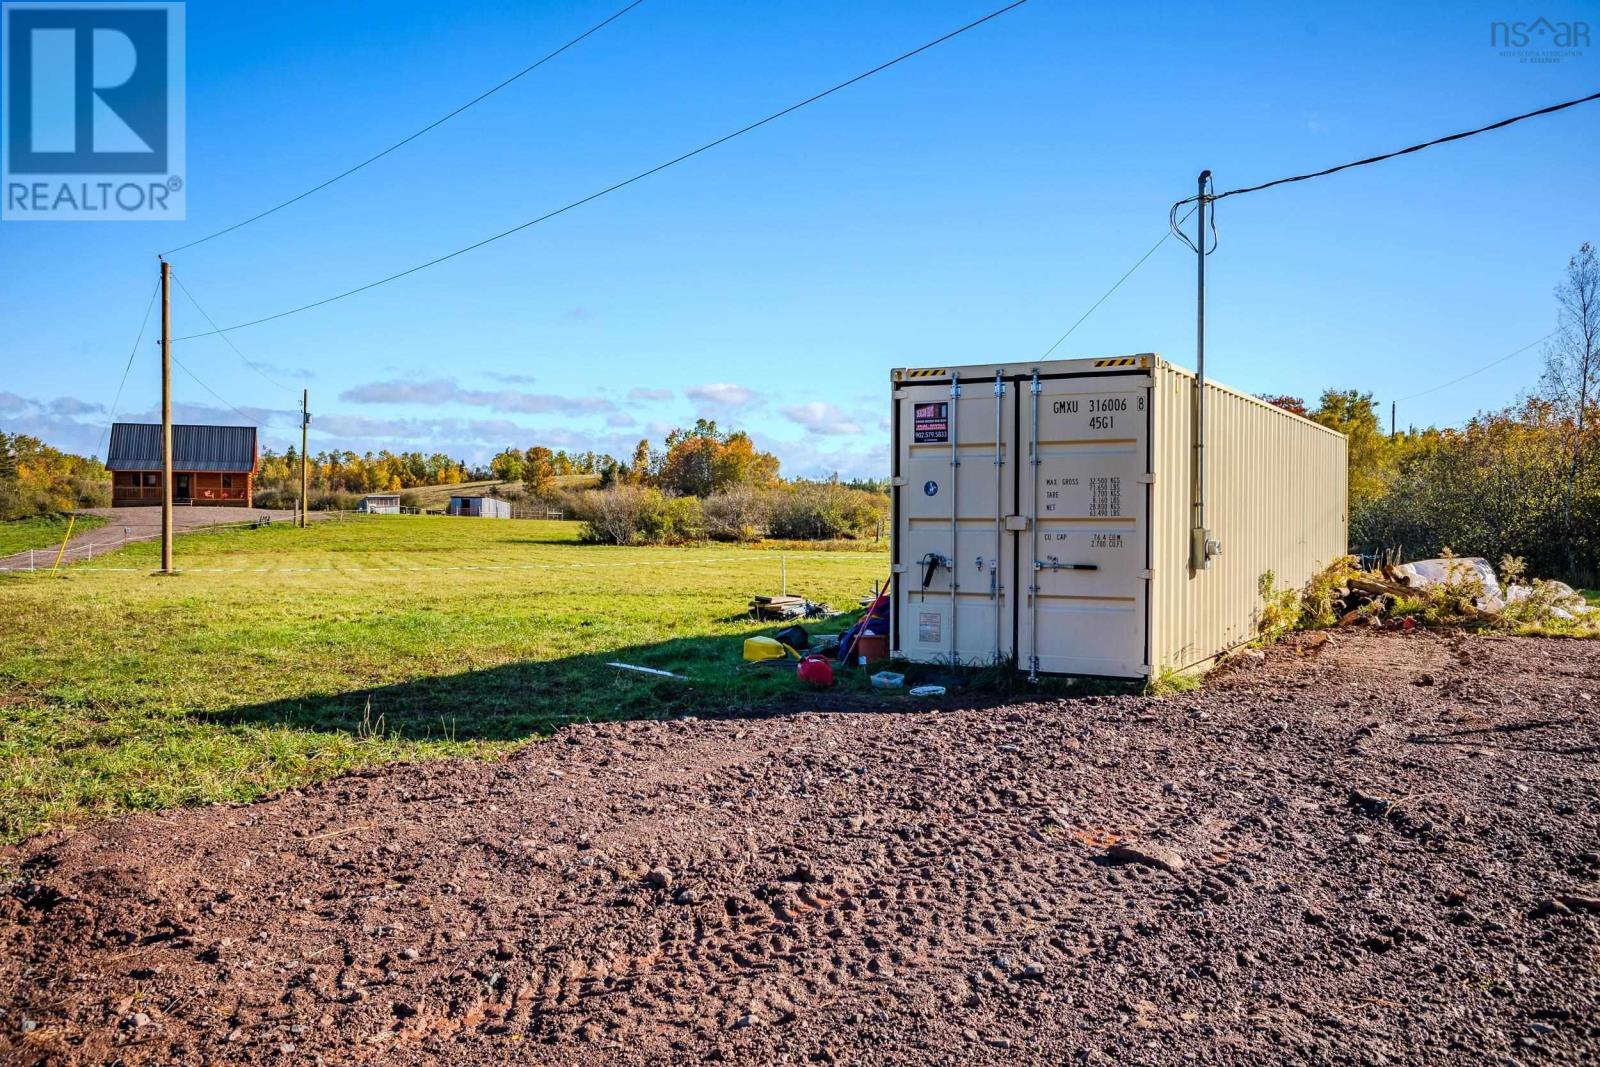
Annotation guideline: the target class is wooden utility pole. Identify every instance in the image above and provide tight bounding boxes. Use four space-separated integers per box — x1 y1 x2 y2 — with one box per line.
160 258 174 574
300 389 309 528
1391 400 1396 439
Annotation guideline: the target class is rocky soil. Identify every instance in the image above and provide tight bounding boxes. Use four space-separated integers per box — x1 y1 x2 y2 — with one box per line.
3 630 1599 1065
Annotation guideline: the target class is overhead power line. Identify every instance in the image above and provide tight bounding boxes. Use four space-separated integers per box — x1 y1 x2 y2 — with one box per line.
1171 89 1600 221
1042 207 1197 358
94 279 162 459
161 0 649 256
1393 332 1554 404
170 270 298 397
169 353 258 425
174 0 1031 341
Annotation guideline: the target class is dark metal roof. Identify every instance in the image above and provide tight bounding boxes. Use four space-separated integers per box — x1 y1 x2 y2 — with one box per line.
106 423 258 472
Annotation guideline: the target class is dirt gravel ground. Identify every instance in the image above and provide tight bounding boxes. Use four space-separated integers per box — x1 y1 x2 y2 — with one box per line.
3 630 1599 1066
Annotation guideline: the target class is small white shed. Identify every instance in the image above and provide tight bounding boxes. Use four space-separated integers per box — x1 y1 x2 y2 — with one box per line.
448 495 512 518
358 493 402 514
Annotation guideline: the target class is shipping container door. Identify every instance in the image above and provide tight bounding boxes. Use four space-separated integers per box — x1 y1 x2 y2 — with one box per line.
894 375 1014 665
1017 374 1151 678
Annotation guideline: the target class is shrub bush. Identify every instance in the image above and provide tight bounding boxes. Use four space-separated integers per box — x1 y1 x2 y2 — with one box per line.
311 491 363 512
702 487 769 542
573 486 703 545
766 482 886 541
251 486 295 510
570 482 887 544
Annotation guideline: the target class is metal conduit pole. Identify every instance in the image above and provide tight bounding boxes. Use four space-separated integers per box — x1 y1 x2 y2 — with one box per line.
1191 169 1211 572
1027 369 1041 682
948 372 961 666
992 369 1004 664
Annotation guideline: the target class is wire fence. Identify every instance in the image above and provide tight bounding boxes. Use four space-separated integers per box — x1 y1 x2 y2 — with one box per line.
7 546 874 577
0 511 294 573
0 508 882 575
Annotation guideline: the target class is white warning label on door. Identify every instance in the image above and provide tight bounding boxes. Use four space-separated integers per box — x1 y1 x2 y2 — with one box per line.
918 611 942 643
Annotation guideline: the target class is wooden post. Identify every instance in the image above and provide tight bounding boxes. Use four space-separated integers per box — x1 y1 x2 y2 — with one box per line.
160 259 173 574
300 389 309 528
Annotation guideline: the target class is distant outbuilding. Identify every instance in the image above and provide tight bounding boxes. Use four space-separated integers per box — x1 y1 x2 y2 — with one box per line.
358 493 402 514
107 423 258 508
448 495 511 518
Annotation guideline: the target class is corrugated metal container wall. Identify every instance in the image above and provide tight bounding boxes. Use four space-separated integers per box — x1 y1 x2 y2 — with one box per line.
890 355 1347 679
1149 364 1348 673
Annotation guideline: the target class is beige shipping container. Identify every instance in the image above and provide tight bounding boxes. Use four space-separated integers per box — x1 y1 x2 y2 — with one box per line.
889 354 1347 680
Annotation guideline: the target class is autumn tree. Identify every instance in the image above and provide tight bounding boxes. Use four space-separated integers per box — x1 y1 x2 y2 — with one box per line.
0 432 16 491
1311 389 1392 510
657 420 780 497
1544 241 1600 577
712 430 779 489
1258 394 1309 417
658 435 718 496
523 446 556 498
629 439 652 484
490 447 524 483
0 432 108 518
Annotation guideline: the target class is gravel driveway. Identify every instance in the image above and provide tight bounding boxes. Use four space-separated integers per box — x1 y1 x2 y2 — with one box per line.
2 629 1598 1065
0 507 310 572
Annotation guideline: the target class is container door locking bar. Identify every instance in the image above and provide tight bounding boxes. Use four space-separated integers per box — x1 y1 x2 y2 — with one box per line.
1027 369 1041 682
1036 557 1099 571
948 372 961 666
991 369 1005 664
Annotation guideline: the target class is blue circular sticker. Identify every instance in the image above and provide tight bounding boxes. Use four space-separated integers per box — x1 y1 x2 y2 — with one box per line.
923 480 939 497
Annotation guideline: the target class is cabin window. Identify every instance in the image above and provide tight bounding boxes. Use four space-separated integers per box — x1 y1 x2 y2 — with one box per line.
142 472 159 487
221 475 233 489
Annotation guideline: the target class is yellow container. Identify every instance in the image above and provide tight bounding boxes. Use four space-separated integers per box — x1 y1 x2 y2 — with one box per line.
743 636 796 662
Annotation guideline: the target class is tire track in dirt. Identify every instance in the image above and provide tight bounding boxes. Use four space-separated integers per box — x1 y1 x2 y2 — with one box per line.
3 629 1599 1065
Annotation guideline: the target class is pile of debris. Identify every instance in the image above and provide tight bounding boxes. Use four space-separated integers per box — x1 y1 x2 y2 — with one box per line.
1330 555 1592 628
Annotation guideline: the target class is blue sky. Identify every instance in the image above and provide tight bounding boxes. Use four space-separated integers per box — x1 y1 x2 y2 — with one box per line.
3 0 1597 478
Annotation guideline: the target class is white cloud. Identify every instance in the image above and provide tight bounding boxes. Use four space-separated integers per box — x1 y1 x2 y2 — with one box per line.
0 395 291 458
246 359 315 380
627 387 673 402
773 438 888 482
48 396 104 416
339 378 614 415
780 401 862 436
607 412 637 428
684 383 759 410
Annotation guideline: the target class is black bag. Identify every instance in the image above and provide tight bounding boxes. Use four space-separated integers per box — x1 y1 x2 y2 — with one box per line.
774 625 808 652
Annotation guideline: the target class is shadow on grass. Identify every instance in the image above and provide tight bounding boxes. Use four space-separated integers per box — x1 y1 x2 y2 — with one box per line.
194 626 1143 744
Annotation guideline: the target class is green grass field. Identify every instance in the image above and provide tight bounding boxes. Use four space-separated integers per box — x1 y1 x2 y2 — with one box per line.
0 513 106 558
0 516 887 842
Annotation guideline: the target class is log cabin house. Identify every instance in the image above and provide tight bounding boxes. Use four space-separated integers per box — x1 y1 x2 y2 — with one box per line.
107 423 259 508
